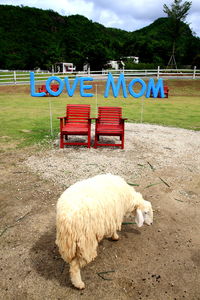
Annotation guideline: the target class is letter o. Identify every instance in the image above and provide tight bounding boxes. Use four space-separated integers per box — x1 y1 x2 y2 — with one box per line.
128 78 146 98
46 76 64 96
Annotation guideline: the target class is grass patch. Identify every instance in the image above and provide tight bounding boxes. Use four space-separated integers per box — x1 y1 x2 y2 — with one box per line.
0 79 200 149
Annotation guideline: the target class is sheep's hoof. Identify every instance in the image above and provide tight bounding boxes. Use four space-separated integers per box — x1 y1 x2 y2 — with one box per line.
112 237 119 241
74 282 85 290
111 233 119 241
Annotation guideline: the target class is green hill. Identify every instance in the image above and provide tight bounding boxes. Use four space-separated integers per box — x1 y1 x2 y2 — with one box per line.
0 5 199 70
123 17 200 67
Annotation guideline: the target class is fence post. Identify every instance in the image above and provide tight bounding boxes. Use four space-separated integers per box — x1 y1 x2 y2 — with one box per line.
14 71 17 84
157 66 160 79
193 66 196 79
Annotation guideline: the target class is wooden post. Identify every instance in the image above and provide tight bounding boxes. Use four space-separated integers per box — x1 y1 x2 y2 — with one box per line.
95 84 98 118
14 71 17 85
48 98 53 137
140 97 144 123
193 66 196 79
157 66 160 79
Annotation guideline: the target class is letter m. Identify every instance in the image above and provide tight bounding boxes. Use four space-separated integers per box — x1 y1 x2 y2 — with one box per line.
146 78 165 98
104 73 127 98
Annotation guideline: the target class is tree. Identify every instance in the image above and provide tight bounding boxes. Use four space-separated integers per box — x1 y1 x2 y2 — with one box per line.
192 54 200 68
163 0 192 67
86 44 109 70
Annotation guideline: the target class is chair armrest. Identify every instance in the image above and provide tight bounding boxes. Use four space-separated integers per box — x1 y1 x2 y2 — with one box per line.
94 118 100 124
120 118 128 127
57 117 67 122
120 118 128 123
89 118 97 123
57 117 67 130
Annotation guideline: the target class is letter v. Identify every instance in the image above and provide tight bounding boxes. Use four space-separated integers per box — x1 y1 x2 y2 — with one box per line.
64 77 79 97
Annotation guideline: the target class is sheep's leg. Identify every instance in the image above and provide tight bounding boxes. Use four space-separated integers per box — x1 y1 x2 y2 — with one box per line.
111 232 119 241
69 259 85 290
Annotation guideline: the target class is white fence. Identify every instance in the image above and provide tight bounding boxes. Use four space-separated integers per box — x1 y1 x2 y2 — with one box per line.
0 67 200 85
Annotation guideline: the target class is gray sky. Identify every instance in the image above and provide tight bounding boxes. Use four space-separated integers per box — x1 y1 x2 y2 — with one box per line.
1 0 200 37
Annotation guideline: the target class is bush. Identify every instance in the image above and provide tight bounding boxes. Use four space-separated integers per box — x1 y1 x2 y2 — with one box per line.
124 62 161 69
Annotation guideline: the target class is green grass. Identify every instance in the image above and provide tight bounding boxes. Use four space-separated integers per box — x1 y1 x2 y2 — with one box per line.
0 80 200 149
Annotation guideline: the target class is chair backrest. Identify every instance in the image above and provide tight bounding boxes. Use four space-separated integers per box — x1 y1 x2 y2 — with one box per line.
164 86 169 92
51 84 59 91
98 106 122 125
66 104 90 124
40 85 46 91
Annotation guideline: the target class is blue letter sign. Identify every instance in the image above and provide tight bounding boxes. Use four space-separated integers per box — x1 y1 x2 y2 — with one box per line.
30 72 165 99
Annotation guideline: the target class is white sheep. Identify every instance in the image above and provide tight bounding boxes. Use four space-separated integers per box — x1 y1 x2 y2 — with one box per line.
56 174 153 289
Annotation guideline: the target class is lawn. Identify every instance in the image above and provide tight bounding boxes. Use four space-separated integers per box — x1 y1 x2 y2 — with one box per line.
0 79 199 150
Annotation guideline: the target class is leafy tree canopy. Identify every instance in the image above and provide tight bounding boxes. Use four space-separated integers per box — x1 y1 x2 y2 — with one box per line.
163 0 192 21
0 4 199 70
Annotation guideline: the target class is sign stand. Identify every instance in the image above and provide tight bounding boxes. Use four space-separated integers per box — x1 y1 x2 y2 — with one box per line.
95 84 98 117
48 98 53 137
140 97 145 123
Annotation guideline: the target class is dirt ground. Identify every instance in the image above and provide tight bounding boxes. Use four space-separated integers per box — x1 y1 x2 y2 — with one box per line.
0 123 200 300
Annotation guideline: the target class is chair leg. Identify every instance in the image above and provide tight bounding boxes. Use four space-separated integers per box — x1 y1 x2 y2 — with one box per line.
88 131 91 148
121 134 124 149
60 133 64 148
94 133 98 148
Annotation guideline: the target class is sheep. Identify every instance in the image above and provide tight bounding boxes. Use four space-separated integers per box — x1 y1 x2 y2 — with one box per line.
56 174 153 289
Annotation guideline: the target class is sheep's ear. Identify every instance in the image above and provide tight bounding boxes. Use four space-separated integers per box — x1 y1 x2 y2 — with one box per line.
135 208 144 227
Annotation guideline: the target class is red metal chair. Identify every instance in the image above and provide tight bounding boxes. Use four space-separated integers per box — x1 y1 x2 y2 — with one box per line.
38 85 47 94
51 84 59 92
58 104 92 148
94 106 127 149
164 85 169 98
150 85 169 98
38 84 59 95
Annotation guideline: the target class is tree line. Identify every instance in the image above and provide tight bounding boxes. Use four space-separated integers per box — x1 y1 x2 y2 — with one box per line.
0 4 199 71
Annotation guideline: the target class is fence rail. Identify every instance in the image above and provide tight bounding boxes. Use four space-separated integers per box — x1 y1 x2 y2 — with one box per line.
0 67 200 85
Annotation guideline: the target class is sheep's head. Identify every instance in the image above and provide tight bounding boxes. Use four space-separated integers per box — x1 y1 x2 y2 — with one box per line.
127 191 153 227
135 199 153 228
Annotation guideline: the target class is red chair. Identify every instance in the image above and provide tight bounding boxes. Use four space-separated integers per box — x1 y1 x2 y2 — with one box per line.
94 106 127 149
38 85 47 94
51 84 59 92
150 85 169 98
163 85 169 98
38 84 59 96
58 104 92 148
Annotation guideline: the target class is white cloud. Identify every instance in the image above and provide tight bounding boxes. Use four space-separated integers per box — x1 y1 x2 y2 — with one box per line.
187 12 200 36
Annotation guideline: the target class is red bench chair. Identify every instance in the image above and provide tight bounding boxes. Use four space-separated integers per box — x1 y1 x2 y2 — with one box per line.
38 84 59 96
58 104 92 148
94 106 127 149
38 84 47 94
163 85 169 98
150 85 169 98
51 84 59 92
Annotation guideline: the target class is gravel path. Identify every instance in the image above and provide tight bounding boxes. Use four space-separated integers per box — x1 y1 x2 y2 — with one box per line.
25 123 200 189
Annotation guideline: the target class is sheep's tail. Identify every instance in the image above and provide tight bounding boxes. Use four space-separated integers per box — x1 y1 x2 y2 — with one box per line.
56 218 77 263
56 217 98 266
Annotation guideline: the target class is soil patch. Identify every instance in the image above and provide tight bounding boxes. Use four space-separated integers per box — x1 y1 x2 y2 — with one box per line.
0 123 200 300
